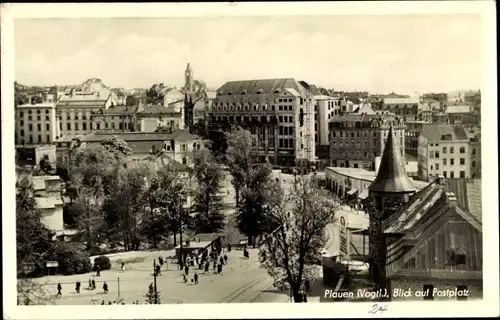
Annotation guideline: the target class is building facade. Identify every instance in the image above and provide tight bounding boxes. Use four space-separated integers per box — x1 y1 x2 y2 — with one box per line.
137 104 185 133
314 94 341 146
404 120 431 156
417 125 474 181
328 113 406 170
15 102 58 145
381 97 420 122
208 78 316 166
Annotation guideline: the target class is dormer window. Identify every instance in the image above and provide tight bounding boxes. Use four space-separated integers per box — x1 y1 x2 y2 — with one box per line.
256 89 263 94
228 92 232 96
274 89 280 94
241 90 247 95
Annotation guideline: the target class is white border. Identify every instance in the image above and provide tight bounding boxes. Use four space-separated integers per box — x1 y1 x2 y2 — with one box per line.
2 2 498 319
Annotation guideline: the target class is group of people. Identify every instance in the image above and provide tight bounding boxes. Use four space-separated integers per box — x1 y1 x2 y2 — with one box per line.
55 279 108 297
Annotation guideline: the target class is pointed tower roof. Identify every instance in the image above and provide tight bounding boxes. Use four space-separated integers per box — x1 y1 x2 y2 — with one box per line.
369 125 416 194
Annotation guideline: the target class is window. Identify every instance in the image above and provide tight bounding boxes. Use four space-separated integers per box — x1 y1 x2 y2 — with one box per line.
29 124 33 131
20 111 24 117
46 135 50 142
37 116 41 121
472 160 476 167
443 171 447 178
83 123 87 130
472 148 476 155
67 123 71 130
105 123 109 129
46 124 50 131
435 163 440 170
435 152 440 158
460 171 466 178
67 115 71 120
181 144 187 151
450 171 455 178
20 129 24 137
459 147 465 154
182 157 187 165
450 147 454 154
97 123 101 130
443 146 447 153
20 120 24 126
279 127 283 135
38 135 42 143
333 132 336 137
450 159 454 165
288 116 292 122
28 116 32 121
29 135 33 143
443 159 447 165
45 116 50 120
460 158 465 165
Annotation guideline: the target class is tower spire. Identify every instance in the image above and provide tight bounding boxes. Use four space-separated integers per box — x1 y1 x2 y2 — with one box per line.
369 124 415 194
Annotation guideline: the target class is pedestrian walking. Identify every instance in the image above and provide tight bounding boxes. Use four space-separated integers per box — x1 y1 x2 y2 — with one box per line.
121 262 125 272
103 281 108 293
92 279 96 290
184 265 189 276
224 254 228 264
155 264 161 276
204 262 209 273
183 274 187 283
75 281 81 293
101 300 105 305
56 283 62 297
220 256 224 266
228 243 232 252
212 261 217 272
217 264 222 274
194 272 199 284
159 256 164 266
96 265 101 277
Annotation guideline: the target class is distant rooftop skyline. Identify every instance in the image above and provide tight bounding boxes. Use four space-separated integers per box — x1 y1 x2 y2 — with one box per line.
15 15 481 95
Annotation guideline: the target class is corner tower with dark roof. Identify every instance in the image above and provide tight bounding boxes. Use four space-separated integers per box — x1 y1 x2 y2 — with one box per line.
185 63 193 92
367 124 416 300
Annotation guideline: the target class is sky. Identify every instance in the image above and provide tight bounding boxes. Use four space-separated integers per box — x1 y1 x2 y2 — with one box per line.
14 15 481 95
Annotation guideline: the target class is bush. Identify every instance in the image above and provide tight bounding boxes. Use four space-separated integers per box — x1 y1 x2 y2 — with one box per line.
93 255 112 271
46 242 92 276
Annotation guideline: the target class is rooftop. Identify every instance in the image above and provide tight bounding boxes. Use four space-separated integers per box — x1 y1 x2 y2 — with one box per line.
443 178 482 222
82 130 199 143
383 97 419 105
16 102 55 108
138 104 182 116
445 105 472 114
217 78 310 97
421 125 469 141
329 112 399 123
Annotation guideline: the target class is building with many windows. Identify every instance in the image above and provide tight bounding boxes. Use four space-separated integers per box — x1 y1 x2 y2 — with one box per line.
314 94 341 146
208 78 315 166
381 97 420 122
15 101 58 145
404 120 432 156
417 125 474 181
328 112 405 170
136 103 185 133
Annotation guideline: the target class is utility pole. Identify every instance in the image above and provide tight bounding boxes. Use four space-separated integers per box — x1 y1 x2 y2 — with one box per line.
179 202 183 266
153 259 158 304
117 277 120 298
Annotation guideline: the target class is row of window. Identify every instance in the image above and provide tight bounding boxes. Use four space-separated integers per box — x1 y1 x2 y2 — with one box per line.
18 134 51 144
18 110 50 117
443 146 467 154
19 123 50 134
278 138 295 149
19 115 51 123
442 158 467 166
214 104 296 113
279 126 295 136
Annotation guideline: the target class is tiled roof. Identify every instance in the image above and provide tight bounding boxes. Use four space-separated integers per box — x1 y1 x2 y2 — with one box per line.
421 125 469 141
355 104 377 115
329 113 397 123
347 97 362 105
105 105 138 114
83 130 199 143
443 178 482 222
445 105 472 114
217 78 309 96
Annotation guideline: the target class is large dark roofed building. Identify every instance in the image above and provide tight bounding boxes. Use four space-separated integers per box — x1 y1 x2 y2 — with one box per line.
209 78 316 166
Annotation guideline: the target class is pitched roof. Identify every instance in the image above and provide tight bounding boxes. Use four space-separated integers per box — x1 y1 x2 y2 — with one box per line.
82 130 198 143
105 105 139 114
421 125 469 141
443 178 482 222
383 97 419 104
355 104 377 115
369 125 416 194
347 97 361 105
217 78 310 96
138 104 181 116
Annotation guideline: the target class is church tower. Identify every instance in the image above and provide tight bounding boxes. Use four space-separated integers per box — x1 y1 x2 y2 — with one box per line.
185 63 193 92
366 123 416 299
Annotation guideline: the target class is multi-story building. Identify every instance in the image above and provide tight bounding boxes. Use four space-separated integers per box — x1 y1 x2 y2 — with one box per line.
447 89 480 104
468 130 481 179
314 94 341 146
328 112 405 170
404 120 431 156
77 130 203 166
91 104 142 132
136 104 185 133
445 104 473 124
381 97 420 122
58 88 115 137
417 125 474 181
15 101 58 145
208 78 316 166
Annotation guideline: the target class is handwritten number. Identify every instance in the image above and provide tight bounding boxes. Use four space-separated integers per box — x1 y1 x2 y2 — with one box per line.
369 304 388 315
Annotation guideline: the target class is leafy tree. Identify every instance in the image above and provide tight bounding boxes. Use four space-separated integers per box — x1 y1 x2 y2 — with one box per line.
103 165 149 251
140 164 189 248
259 175 338 303
100 135 132 160
225 126 255 206
192 149 225 233
16 176 55 305
69 146 117 250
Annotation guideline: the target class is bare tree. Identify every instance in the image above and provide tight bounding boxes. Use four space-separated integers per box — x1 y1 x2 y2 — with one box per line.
259 175 338 302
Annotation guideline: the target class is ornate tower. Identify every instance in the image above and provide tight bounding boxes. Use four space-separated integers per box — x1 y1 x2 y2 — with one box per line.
185 63 193 92
367 124 416 299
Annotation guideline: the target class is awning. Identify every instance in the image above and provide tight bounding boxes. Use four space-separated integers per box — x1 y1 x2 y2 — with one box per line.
358 189 369 200
347 188 358 195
